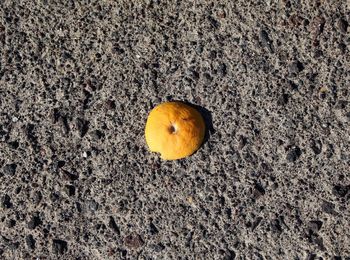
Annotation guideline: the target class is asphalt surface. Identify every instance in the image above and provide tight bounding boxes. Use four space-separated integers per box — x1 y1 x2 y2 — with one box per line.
0 1 349 259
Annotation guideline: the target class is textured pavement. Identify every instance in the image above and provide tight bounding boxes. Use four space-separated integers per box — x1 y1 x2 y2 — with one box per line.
0 1 350 259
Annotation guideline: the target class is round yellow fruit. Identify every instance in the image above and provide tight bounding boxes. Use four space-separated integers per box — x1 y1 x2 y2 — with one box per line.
145 101 206 160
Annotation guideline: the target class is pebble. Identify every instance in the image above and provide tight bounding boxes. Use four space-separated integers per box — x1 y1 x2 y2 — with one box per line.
108 216 120 235
289 61 304 74
286 147 302 162
76 118 89 137
33 190 43 204
152 243 165 252
91 130 105 140
8 241 20 250
332 184 349 198
28 214 42 229
270 218 282 233
106 100 116 110
87 200 99 211
26 235 36 250
149 222 159 235
252 183 265 199
52 239 68 254
2 194 12 208
124 233 144 249
64 185 75 196
259 29 274 52
277 94 289 106
308 220 323 233
6 219 16 228
338 18 348 33
310 140 322 155
3 163 17 176
321 201 336 215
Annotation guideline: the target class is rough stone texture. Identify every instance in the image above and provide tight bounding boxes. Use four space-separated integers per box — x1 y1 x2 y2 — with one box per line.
0 0 349 259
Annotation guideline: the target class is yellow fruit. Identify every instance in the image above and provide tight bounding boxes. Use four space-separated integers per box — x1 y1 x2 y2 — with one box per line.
145 101 205 160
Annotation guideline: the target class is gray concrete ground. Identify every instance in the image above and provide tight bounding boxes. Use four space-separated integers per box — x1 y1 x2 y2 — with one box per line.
1 0 350 259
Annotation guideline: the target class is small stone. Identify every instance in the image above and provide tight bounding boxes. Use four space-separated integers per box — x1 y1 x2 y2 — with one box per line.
218 63 227 76
308 220 323 233
124 233 144 249
277 94 289 106
310 140 322 155
62 51 72 59
324 144 334 158
112 45 125 55
288 81 298 91
338 43 347 54
149 222 159 235
50 192 60 202
289 61 304 74
106 100 116 110
26 124 37 143
0 129 7 139
62 171 79 181
28 214 42 229
306 253 317 260
64 185 75 196
338 18 348 33
52 239 68 254
332 184 350 198
259 29 274 52
321 201 335 214
57 160 65 168
76 118 89 137
2 194 12 208
259 29 270 45
26 235 36 250
319 86 328 99
314 50 323 58
196 43 204 54
311 235 325 251
208 16 220 29
251 217 263 231
271 218 282 233
335 100 348 110
289 14 303 27
8 241 19 250
188 68 199 80
312 16 326 36
238 135 247 149
254 252 264 260
223 250 236 260
152 243 165 252
108 216 120 235
8 141 19 149
252 183 265 199
52 108 61 123
3 163 17 176
87 200 99 211
6 219 16 228
286 146 302 162
203 73 213 83
91 130 105 140
59 115 70 135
